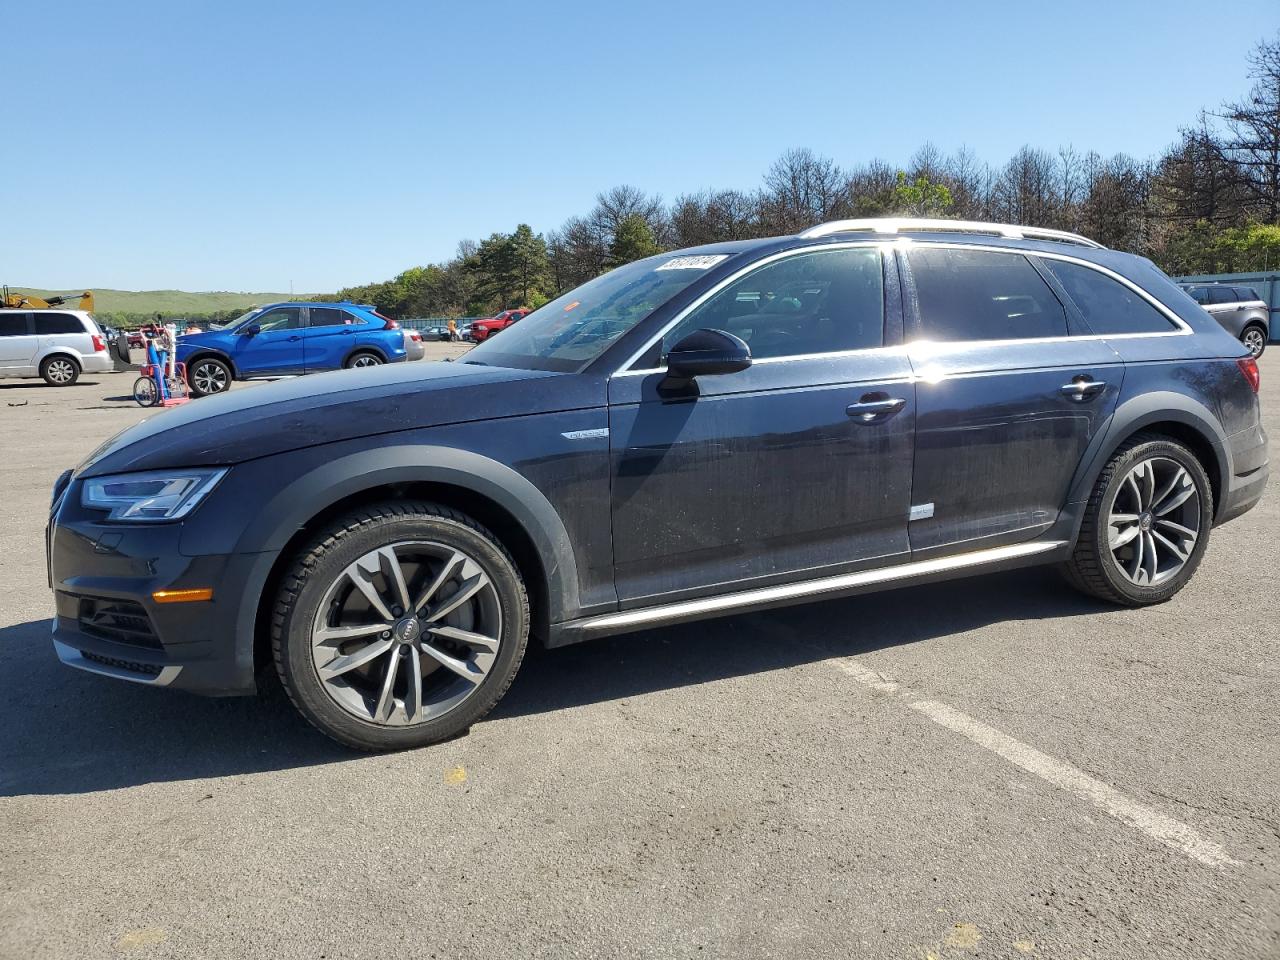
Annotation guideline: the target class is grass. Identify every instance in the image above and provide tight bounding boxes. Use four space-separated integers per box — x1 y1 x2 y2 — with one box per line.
10 287 317 316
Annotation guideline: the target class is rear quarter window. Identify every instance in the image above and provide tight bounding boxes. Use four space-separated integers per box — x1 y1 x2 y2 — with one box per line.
1043 260 1177 335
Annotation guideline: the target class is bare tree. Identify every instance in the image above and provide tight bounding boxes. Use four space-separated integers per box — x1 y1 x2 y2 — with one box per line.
1219 36 1280 222
759 148 849 233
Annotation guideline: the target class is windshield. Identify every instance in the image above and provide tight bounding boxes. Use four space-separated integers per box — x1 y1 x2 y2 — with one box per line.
461 253 729 372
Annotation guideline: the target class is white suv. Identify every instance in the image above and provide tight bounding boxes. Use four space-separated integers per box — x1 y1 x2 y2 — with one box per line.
0 309 115 386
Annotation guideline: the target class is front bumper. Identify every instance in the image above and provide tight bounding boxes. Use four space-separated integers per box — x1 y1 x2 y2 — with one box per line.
47 479 267 696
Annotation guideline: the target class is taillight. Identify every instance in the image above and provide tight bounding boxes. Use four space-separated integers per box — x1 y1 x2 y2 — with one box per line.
1237 356 1260 393
91 334 106 352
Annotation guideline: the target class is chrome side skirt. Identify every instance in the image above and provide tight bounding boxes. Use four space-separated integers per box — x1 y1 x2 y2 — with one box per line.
577 540 1066 635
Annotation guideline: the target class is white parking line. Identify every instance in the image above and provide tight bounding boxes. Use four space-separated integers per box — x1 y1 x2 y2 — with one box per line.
831 657 1238 869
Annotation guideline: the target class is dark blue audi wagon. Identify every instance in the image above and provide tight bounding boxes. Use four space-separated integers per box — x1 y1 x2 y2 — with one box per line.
48 218 1268 750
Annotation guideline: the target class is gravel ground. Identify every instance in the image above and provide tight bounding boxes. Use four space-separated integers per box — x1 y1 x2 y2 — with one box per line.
0 350 1276 960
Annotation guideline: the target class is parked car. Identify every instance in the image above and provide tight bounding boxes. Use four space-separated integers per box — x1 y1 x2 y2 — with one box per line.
47 218 1268 751
468 308 530 342
0 308 113 385
1180 283 1269 357
404 328 426 361
175 301 408 397
422 324 449 341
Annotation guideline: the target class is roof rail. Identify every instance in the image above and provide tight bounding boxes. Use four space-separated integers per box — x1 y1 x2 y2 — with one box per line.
798 217 1104 249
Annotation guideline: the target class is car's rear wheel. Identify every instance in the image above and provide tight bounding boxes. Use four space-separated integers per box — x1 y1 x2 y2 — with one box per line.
40 355 79 386
1063 435 1212 606
189 357 232 397
346 351 383 369
272 501 529 751
1242 324 1267 358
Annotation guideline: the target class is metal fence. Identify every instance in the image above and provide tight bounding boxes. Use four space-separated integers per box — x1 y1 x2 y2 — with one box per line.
1174 272 1279 342
400 317 482 332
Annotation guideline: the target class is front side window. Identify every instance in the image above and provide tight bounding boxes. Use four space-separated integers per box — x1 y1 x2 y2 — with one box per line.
660 247 884 360
1044 259 1177 335
0 313 28 337
1186 286 1209 305
253 307 303 332
908 247 1067 341
34 313 85 335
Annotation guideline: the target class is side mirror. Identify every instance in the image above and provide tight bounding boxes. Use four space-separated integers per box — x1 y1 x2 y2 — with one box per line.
242 324 261 336
665 328 751 379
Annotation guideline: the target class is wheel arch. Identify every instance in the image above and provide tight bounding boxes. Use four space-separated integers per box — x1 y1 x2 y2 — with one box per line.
343 346 387 366
235 445 575 678
185 349 237 379
1066 392 1227 521
38 349 83 370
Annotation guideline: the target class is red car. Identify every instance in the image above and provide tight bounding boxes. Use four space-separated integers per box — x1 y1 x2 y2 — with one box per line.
468 308 530 342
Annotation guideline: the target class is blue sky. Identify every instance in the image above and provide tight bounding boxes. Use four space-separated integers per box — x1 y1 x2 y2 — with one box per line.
5 0 1277 292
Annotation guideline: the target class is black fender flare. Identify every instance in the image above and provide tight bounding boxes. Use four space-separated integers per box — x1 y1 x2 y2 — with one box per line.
184 349 237 379
1065 389 1229 513
342 345 387 367
231 444 580 624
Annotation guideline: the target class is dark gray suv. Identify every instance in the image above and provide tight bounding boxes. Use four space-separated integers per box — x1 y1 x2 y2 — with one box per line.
48 218 1269 750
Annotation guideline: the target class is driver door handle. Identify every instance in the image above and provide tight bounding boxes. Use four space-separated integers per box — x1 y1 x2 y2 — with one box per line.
846 396 907 422
287 335 302 341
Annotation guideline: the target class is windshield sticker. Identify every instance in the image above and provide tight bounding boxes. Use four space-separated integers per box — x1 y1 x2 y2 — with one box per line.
655 255 729 271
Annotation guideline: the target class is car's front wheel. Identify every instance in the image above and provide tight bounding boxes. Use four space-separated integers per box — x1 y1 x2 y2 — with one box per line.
188 357 232 397
272 501 529 751
1063 435 1212 606
1242 324 1267 359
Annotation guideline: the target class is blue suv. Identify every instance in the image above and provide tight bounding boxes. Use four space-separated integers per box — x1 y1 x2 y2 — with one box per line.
176 302 407 396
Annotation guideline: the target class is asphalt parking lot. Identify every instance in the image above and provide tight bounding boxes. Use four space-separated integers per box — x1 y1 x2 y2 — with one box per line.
1 351 1277 960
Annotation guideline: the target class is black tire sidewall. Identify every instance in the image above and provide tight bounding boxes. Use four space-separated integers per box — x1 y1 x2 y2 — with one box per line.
189 358 230 397
1090 440 1212 604
276 506 528 751
41 356 79 386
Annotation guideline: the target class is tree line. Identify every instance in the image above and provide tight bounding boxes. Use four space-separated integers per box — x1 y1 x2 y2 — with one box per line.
326 34 1280 319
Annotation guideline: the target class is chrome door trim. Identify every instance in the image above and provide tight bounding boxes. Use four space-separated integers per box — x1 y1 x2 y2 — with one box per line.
576 540 1065 634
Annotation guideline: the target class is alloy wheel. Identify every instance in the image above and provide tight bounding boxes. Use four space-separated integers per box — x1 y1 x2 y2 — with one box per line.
192 361 228 394
1107 456 1202 586
1243 327 1266 358
46 359 76 384
309 541 501 726
351 354 382 368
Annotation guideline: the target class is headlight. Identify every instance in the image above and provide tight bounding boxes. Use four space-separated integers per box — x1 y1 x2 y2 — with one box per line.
81 468 227 521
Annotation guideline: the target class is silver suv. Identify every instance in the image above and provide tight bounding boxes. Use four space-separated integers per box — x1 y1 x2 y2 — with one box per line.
1181 284 1270 358
0 309 115 385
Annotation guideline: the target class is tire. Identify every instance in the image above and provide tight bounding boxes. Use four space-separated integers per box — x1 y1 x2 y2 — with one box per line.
1241 324 1267 359
1062 434 1212 606
188 357 231 397
132 376 159 407
272 501 530 751
40 355 80 387
345 351 383 369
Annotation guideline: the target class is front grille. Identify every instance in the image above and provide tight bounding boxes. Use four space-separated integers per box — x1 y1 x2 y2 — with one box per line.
76 596 162 649
81 650 162 677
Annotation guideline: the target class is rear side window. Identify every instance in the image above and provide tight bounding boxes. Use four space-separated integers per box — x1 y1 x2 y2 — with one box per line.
33 313 84 335
1208 287 1236 305
1044 260 1177 335
1185 286 1209 304
309 307 362 327
0 313 29 336
1235 287 1260 302
907 248 1067 341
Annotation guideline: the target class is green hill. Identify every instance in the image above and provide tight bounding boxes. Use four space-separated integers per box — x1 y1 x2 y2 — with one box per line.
11 287 317 318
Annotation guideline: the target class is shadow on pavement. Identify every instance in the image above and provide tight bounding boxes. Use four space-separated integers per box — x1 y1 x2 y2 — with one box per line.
0 567 1103 797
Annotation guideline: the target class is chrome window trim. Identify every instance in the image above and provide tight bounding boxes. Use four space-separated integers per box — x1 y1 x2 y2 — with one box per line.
612 239 1192 380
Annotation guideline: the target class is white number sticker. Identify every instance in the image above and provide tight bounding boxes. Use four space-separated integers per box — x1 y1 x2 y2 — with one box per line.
655 255 729 271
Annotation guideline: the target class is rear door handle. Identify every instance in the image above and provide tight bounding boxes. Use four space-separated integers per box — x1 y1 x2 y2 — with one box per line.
846 396 907 422
1060 377 1106 401
288 335 302 341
